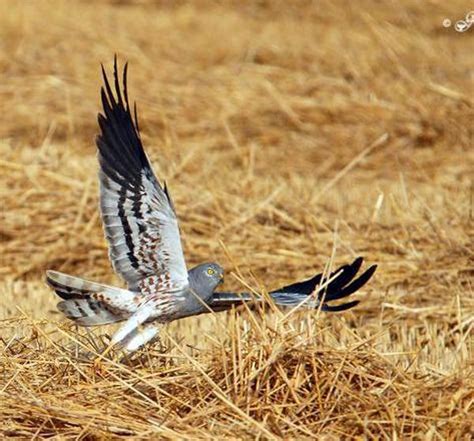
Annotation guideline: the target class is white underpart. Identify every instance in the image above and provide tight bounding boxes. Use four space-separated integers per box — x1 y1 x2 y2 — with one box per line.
122 324 160 352
110 303 154 345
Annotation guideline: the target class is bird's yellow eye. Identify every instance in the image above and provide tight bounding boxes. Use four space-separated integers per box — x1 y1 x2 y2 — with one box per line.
207 268 215 276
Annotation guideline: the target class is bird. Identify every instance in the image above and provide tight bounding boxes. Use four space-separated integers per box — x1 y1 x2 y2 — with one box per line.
45 58 377 354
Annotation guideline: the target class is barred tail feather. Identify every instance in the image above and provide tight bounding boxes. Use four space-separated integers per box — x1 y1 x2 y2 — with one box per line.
46 270 126 300
57 298 122 326
46 270 140 326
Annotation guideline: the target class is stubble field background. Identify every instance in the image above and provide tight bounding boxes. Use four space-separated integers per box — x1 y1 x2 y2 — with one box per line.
0 0 472 438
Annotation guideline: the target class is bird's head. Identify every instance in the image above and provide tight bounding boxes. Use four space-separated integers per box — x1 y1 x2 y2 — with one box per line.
188 262 224 298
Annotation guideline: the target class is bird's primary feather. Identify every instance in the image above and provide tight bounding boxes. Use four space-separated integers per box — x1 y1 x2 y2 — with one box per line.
97 57 188 292
209 258 377 312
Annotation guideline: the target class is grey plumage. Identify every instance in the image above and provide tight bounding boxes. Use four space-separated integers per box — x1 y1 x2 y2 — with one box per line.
45 58 377 353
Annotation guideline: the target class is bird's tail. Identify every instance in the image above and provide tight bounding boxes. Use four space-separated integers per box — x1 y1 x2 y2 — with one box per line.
46 271 138 326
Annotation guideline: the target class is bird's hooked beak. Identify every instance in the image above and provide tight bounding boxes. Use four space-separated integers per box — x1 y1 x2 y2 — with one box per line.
218 273 224 285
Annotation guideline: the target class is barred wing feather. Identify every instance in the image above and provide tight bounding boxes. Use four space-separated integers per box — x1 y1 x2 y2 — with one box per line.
97 58 188 291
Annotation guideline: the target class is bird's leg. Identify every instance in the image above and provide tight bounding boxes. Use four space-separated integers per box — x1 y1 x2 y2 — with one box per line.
93 306 153 368
121 323 160 353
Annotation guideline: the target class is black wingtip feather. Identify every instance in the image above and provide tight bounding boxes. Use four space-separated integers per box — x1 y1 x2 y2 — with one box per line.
321 300 360 312
100 63 107 87
96 58 159 187
275 273 322 295
276 256 367 297
113 56 124 108
352 256 363 269
123 61 130 110
269 257 377 311
101 64 115 109
332 264 377 299
133 101 140 135
329 257 363 288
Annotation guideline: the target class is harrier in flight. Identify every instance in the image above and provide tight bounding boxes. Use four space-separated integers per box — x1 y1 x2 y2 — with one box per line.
46 59 376 353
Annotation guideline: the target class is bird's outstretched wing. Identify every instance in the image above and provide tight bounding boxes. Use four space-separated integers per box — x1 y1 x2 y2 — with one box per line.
97 58 188 291
209 257 376 312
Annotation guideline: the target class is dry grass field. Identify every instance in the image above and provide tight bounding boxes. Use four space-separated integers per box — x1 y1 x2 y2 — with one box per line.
1 0 473 438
